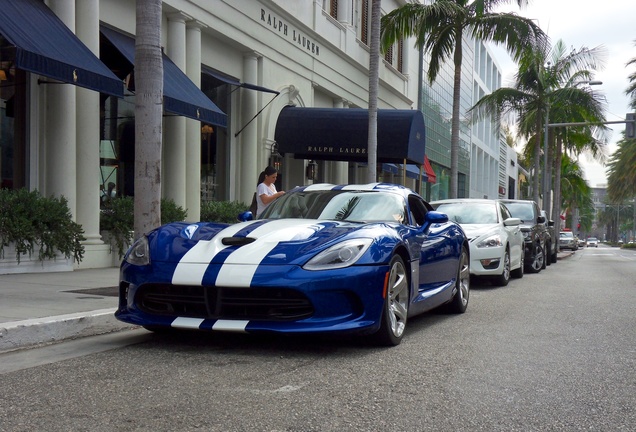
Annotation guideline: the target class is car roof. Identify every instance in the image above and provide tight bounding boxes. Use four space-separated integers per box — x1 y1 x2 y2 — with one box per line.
291 182 415 197
430 198 499 204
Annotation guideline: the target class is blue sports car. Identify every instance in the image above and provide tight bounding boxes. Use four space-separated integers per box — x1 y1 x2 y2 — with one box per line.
115 183 470 345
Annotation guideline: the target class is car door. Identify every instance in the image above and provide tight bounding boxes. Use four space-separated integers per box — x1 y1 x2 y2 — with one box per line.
500 202 523 269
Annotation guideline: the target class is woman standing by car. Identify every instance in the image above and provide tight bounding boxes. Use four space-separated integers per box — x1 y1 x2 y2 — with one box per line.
256 166 285 217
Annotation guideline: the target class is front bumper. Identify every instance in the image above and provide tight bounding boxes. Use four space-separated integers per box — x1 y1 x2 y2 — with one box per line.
115 261 390 335
468 244 506 276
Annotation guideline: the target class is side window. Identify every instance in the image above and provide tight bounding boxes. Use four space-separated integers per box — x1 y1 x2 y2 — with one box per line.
500 204 512 221
408 195 428 226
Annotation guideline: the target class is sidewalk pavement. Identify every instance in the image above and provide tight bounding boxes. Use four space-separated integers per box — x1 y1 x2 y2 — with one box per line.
0 267 136 353
0 250 578 353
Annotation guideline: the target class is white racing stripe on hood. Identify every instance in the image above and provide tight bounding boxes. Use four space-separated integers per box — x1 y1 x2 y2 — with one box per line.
215 219 321 288
172 222 255 285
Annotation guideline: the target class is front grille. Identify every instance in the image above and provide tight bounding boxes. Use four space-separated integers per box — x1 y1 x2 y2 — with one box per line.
136 283 313 321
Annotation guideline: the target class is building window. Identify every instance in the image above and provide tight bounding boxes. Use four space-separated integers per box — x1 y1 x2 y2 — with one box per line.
357 0 371 46
384 38 404 73
323 0 338 19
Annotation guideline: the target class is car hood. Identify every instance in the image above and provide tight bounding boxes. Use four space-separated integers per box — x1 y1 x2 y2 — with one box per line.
147 219 392 265
459 224 500 241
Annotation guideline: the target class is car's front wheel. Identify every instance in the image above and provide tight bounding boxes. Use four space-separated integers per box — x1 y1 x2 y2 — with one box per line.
373 255 409 346
492 248 510 286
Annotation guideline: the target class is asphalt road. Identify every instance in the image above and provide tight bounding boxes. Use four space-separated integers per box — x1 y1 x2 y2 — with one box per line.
1 246 635 432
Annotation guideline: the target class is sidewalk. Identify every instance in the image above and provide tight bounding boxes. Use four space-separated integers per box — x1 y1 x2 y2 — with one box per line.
0 267 136 353
0 250 578 353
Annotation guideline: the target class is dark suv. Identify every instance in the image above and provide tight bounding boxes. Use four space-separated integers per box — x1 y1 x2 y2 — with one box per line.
500 200 548 273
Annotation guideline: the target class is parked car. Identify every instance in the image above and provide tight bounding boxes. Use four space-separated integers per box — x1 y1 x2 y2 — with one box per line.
577 236 586 247
540 210 558 265
559 231 578 251
587 237 599 247
116 183 470 346
499 199 548 273
431 199 524 286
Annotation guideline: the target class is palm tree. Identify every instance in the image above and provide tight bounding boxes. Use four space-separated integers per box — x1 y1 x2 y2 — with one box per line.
606 136 636 202
381 0 546 198
607 41 636 202
471 40 607 226
559 155 594 232
134 0 163 239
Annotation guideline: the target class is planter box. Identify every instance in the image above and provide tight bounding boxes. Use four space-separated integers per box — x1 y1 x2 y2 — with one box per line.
0 244 73 275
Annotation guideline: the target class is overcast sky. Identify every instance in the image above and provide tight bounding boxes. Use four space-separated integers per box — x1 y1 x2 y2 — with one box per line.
491 0 635 187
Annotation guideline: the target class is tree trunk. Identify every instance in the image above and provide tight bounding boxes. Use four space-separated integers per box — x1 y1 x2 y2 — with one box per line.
367 0 381 183
450 27 463 198
533 116 541 205
134 0 163 240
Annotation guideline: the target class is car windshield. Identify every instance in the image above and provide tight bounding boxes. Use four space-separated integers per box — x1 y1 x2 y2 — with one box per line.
588 237 597 241
260 189 407 223
433 202 498 224
560 232 574 239
503 202 535 222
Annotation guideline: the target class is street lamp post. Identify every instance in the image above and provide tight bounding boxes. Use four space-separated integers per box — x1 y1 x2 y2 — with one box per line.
542 80 603 216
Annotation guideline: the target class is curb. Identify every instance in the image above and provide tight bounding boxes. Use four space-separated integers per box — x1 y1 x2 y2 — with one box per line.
0 309 136 353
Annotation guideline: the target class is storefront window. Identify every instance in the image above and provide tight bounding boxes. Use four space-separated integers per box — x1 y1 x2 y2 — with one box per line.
0 41 26 190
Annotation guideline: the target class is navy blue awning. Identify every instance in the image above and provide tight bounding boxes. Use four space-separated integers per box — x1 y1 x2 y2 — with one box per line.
100 25 227 126
202 66 279 95
0 0 123 97
383 163 427 181
274 107 426 164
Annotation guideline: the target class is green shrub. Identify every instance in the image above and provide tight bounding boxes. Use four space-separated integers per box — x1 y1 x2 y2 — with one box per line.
0 188 85 264
200 200 249 223
100 197 188 257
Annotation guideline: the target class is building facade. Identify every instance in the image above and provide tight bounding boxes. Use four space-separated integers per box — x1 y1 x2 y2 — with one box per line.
0 0 422 270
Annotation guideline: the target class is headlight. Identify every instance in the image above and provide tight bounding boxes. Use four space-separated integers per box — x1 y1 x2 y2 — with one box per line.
522 230 531 240
125 236 150 266
477 234 503 248
303 238 373 270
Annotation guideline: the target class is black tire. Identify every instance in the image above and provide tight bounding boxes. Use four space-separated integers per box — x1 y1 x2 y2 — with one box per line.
492 248 510 287
541 242 548 269
373 255 410 346
511 250 524 279
545 241 552 266
527 242 544 273
447 246 470 313
550 246 558 263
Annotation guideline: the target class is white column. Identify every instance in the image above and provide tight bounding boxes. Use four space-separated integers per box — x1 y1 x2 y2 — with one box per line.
337 0 352 26
240 52 259 204
75 0 102 245
185 20 206 221
332 98 349 184
164 12 190 209
47 0 77 216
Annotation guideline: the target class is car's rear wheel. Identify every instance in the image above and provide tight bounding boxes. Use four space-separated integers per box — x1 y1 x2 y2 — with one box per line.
447 246 470 313
373 255 409 346
492 248 510 286
527 242 544 273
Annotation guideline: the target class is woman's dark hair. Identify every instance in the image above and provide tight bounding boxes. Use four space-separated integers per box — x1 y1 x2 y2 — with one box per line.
257 166 277 185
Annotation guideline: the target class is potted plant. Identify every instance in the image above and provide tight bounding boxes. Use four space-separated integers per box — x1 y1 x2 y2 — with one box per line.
0 188 85 273
100 197 188 259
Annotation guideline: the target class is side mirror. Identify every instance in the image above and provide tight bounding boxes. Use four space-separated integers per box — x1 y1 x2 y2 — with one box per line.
425 211 449 224
237 211 254 222
504 217 521 227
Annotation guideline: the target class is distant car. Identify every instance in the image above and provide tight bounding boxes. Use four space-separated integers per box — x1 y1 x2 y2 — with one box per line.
587 237 598 247
431 199 524 286
500 200 548 273
559 231 578 251
115 183 470 346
